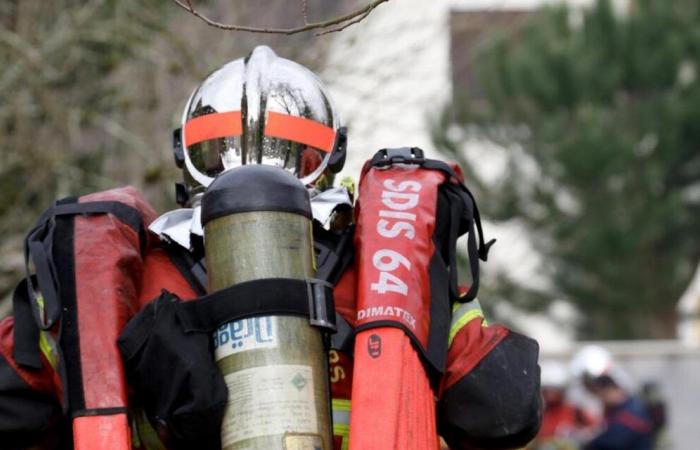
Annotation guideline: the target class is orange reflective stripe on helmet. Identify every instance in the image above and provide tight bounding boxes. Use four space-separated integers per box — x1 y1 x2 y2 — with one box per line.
184 111 242 147
265 111 336 152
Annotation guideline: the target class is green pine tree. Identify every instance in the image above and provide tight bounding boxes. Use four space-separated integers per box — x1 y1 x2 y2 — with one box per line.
435 0 700 339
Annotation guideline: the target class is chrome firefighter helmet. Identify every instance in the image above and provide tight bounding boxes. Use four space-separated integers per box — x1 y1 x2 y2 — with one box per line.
173 46 347 205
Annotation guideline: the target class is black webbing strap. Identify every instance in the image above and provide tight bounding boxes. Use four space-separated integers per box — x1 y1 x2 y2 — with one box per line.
72 407 128 418
314 224 355 284
333 312 355 354
174 278 336 334
312 222 356 351
14 199 148 368
11 277 41 368
163 244 208 296
370 147 496 302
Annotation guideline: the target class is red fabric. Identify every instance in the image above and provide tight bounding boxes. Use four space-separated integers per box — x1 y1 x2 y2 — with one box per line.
447 162 466 183
333 266 357 328
264 111 336 152
540 402 597 438
74 187 155 411
612 410 652 433
184 111 242 147
137 248 199 309
329 349 353 401
298 147 325 178
0 317 62 400
440 317 509 394
73 414 131 450
353 165 445 348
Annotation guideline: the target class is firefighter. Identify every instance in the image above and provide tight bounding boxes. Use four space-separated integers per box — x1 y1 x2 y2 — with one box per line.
531 361 598 449
0 46 541 450
571 345 654 450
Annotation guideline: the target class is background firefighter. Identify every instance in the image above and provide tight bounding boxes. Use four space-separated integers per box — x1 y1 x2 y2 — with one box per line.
571 346 656 450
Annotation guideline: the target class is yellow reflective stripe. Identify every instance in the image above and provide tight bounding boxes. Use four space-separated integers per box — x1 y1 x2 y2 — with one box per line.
332 398 351 427
34 293 58 370
332 399 351 450
340 176 355 196
448 310 483 345
334 423 350 450
35 293 45 315
38 331 58 370
449 299 485 346
332 398 351 411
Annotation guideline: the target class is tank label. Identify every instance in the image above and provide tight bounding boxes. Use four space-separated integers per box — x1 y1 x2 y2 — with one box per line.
221 365 318 447
283 433 323 450
213 316 278 361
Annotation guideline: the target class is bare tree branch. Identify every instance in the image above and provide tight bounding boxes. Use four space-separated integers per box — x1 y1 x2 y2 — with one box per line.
171 0 390 35
316 9 373 36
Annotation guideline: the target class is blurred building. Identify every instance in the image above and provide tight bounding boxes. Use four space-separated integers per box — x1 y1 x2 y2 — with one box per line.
678 263 700 346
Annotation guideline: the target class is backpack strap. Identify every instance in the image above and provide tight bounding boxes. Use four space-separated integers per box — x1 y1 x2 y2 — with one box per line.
159 220 352 348
173 278 336 334
313 223 356 352
163 242 208 297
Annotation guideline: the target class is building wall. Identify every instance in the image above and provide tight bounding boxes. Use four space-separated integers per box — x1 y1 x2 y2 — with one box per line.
322 0 454 180
677 263 700 345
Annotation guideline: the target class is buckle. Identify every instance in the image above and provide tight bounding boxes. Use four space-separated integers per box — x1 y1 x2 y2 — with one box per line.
370 147 425 168
306 278 337 332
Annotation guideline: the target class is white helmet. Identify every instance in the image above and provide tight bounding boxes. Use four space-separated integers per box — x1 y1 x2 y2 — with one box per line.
541 361 569 389
570 345 634 392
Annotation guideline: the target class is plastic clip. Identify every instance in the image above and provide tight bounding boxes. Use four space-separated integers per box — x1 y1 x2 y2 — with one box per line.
371 147 425 168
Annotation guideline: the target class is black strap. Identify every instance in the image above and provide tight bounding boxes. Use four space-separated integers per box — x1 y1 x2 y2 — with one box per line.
370 148 496 302
312 223 357 351
174 278 336 334
14 199 149 368
72 407 128 418
163 244 208 296
420 158 496 260
443 185 467 301
12 278 42 368
313 224 355 284
25 223 61 329
332 312 355 354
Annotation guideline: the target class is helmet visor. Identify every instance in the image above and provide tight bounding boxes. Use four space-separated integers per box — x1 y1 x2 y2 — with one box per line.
183 110 334 187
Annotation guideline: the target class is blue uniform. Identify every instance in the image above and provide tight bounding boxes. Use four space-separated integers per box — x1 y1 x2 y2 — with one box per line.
585 396 654 450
